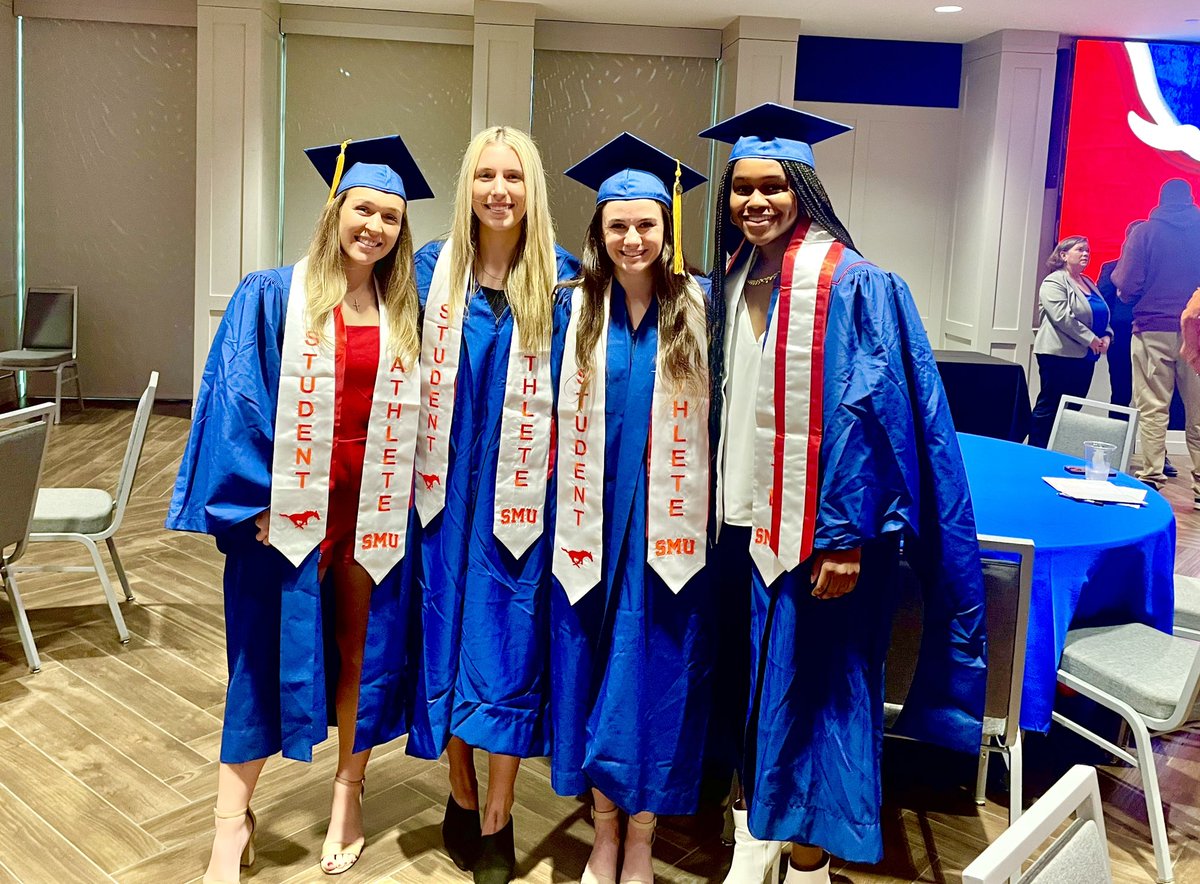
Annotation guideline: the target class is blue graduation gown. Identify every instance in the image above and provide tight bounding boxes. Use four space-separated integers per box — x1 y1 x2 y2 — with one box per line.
736 250 987 862
167 266 417 764
549 280 717 815
407 240 580 759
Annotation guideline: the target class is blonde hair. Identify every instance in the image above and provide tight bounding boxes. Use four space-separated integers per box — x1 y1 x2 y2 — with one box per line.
304 191 421 365
448 127 557 353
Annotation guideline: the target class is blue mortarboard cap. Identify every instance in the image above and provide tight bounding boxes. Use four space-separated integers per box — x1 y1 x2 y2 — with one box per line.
564 132 706 206
304 134 434 202
699 102 852 169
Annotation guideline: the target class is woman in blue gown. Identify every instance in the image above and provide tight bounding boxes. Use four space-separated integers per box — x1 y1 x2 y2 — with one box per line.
409 125 579 884
549 134 714 884
168 136 431 882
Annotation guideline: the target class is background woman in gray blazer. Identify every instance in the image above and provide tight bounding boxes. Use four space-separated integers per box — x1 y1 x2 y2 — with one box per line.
1029 235 1113 447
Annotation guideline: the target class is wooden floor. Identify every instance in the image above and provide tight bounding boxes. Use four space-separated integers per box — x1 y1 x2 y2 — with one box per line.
1 406 1198 883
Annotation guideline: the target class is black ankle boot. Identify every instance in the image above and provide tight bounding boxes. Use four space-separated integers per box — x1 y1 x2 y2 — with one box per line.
442 794 482 871
472 816 515 884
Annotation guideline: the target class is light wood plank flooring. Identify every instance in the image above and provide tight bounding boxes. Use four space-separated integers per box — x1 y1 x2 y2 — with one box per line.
0 406 1197 883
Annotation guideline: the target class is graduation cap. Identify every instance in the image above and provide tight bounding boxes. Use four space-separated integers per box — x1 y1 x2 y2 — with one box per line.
564 132 707 275
699 102 852 170
304 134 434 203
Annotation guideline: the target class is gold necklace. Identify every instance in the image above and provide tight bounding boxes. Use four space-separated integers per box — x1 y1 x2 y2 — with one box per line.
746 271 780 287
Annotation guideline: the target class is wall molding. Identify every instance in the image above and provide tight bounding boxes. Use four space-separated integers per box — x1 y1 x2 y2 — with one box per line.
14 0 196 27
279 5 471 44
534 20 720 58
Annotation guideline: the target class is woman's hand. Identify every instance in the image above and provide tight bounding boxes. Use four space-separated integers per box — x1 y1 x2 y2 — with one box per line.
254 509 272 546
810 548 861 599
1099 335 1111 354
1089 337 1104 355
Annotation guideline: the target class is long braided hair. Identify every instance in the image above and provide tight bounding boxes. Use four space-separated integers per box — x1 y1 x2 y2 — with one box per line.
706 157 857 529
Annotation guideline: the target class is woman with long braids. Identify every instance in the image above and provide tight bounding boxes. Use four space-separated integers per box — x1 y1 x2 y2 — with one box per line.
549 134 712 884
699 104 988 884
168 136 430 881
408 126 579 884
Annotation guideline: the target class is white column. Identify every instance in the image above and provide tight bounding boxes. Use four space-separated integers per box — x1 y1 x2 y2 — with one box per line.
193 0 280 396
471 0 534 132
718 16 801 117
942 29 1058 361
1 0 17 345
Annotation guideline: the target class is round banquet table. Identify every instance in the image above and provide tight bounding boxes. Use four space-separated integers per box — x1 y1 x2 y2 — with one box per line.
957 432 1176 732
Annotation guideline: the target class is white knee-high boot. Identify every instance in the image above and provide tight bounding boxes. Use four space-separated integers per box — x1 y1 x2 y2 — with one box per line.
722 807 783 884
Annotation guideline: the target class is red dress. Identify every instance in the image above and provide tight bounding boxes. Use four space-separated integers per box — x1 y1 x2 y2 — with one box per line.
319 307 380 567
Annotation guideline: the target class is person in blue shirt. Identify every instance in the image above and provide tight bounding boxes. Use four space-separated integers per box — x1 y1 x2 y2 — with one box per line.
700 104 987 884
168 135 431 881
408 125 579 884
549 133 713 884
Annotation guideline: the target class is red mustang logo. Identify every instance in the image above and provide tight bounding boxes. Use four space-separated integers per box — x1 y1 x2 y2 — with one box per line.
561 548 594 568
417 471 441 491
280 510 321 529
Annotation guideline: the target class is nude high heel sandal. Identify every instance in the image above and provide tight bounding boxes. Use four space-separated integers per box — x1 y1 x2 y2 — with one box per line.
321 775 366 875
582 805 620 884
203 806 256 884
620 813 657 884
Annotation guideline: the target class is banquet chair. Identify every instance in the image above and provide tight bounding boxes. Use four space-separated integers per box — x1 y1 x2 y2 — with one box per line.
0 403 56 672
0 287 83 424
14 371 158 647
961 765 1111 884
1173 574 1200 640
885 534 1035 825
1046 395 1137 473
1053 623 1200 883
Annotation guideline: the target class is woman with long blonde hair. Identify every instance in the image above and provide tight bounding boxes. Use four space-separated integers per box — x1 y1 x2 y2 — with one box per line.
549 133 715 884
407 126 579 884
168 136 430 881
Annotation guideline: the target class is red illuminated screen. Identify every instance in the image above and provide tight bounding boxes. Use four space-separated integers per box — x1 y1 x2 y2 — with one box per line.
1058 39 1200 272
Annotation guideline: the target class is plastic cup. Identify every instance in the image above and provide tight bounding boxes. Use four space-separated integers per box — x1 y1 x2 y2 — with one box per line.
1083 440 1116 482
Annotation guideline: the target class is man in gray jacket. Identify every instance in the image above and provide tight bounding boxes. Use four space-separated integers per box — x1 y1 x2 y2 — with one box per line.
1114 178 1200 499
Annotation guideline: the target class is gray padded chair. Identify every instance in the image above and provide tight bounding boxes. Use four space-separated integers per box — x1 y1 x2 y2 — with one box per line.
1173 574 1200 641
961 765 1111 884
885 535 1035 825
15 371 158 646
0 286 83 424
1046 395 1137 473
0 403 56 672
1053 624 1200 883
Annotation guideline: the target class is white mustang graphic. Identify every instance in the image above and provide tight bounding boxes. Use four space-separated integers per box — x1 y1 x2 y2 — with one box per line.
1126 41 1200 163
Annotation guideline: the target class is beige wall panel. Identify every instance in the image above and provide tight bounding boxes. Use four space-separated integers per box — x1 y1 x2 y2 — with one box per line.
23 18 196 399
0 1 15 348
531 49 717 269
281 34 472 261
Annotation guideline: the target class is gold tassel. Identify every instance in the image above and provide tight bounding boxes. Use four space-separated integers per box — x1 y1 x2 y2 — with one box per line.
672 159 685 276
327 138 353 203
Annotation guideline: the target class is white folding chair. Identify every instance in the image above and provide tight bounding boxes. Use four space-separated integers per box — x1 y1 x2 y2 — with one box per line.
961 765 1112 884
0 403 56 672
0 287 83 424
1047 395 1137 473
1053 624 1200 882
884 535 1035 825
14 371 158 646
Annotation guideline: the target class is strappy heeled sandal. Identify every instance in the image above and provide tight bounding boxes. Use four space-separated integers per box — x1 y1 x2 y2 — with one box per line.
320 775 366 876
203 806 256 884
582 804 621 884
620 813 657 884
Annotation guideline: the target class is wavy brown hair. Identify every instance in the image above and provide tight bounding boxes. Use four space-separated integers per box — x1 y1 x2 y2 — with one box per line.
304 190 421 364
1045 235 1088 271
571 201 707 402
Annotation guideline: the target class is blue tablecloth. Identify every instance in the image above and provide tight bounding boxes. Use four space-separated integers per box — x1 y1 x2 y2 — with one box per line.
958 433 1176 732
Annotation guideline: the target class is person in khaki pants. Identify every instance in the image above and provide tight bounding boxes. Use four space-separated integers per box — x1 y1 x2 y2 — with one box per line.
1114 178 1200 501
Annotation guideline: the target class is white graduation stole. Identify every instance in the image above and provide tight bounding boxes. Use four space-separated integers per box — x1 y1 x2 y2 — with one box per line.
416 240 553 557
747 222 843 586
554 281 709 603
270 256 421 580
553 288 609 603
